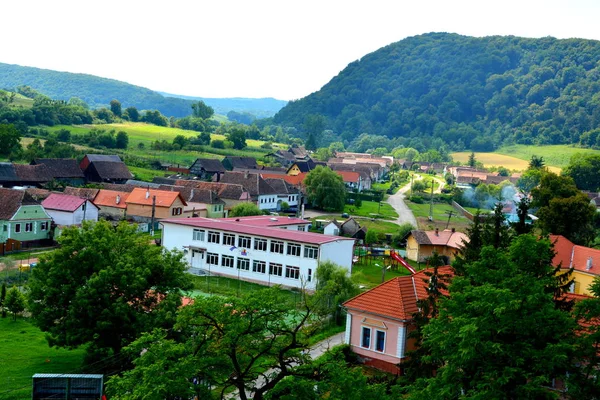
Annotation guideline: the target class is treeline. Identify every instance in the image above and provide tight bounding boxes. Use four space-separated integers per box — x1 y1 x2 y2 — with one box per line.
274 33 600 152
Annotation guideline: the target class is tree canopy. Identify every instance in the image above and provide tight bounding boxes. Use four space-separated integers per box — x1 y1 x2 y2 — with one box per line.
229 202 264 217
304 166 346 212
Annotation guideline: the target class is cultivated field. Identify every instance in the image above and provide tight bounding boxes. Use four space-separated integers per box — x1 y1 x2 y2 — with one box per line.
451 151 561 173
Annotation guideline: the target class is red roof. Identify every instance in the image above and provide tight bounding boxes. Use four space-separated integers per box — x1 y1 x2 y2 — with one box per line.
126 188 187 207
260 173 307 186
343 266 453 321
42 193 86 212
160 217 354 245
93 189 130 209
571 245 600 275
335 170 360 183
549 235 575 268
220 215 311 227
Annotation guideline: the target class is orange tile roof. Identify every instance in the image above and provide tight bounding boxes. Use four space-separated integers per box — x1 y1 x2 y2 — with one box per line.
335 170 360 183
343 266 453 321
260 172 307 186
571 245 600 275
93 189 130 209
126 188 187 207
549 235 575 268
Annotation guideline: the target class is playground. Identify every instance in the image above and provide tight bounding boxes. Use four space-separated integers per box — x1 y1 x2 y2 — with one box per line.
351 246 423 289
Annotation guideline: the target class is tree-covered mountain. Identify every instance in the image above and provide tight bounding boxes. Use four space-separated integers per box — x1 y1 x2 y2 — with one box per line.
274 33 600 151
0 63 286 118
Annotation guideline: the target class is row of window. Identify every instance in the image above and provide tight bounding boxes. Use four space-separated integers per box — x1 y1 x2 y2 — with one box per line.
205 252 308 280
3 221 48 234
259 197 277 204
361 327 386 353
193 229 319 259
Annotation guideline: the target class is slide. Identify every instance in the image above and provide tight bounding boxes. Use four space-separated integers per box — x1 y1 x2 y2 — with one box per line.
390 251 416 274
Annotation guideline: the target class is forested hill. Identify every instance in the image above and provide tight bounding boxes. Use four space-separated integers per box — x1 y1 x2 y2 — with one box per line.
0 63 286 118
274 33 600 151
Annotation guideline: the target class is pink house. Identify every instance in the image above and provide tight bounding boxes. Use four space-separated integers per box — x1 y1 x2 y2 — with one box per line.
343 266 453 374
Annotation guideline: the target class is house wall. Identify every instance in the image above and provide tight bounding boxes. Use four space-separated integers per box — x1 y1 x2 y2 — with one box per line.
319 240 354 273
2 205 52 243
346 310 405 369
406 237 460 263
161 223 351 290
127 197 186 219
206 203 226 218
287 165 302 176
568 270 597 296
324 223 339 236
97 206 126 220
257 195 278 211
46 201 98 226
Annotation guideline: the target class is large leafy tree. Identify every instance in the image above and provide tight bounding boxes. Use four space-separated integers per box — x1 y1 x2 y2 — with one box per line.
107 288 316 400
28 221 191 359
562 153 600 192
313 261 359 325
227 127 248 150
304 166 346 211
191 100 214 119
410 235 576 399
230 202 263 217
110 99 122 117
0 123 22 158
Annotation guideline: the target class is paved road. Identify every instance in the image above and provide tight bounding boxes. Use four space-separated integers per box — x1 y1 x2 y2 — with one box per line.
386 177 419 228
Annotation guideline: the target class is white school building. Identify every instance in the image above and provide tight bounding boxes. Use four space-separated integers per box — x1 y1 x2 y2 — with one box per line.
160 216 355 290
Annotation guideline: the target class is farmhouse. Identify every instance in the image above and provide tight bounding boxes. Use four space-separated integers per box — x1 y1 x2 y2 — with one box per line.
343 266 453 374
188 158 226 181
0 188 52 245
42 193 99 226
31 158 86 186
406 228 468 263
80 154 133 184
93 189 130 220
552 234 600 296
125 188 187 222
160 216 354 290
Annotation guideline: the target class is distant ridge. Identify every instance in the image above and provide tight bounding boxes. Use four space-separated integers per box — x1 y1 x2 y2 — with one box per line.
0 62 286 118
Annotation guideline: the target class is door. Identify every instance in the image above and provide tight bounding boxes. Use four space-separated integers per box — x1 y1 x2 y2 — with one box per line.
191 249 204 269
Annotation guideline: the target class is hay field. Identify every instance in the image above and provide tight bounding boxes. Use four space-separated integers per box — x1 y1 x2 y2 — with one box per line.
451 151 561 173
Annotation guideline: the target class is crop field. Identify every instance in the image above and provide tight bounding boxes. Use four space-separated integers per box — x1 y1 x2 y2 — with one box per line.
451 151 534 171
496 144 600 169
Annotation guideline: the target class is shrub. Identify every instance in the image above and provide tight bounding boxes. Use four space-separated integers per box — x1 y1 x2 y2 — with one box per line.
211 139 225 149
410 195 424 204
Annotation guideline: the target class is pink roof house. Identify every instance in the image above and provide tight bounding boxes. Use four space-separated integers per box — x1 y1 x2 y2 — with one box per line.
42 193 99 226
343 266 453 375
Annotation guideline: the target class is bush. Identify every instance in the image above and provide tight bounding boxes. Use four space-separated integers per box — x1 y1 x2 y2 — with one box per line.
410 195 424 204
211 139 225 149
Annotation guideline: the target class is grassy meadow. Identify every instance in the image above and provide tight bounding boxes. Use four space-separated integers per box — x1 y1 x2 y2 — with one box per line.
406 201 472 232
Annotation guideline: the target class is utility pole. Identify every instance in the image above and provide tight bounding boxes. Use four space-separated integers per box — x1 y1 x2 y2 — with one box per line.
445 210 456 229
410 174 414 198
428 179 434 221
150 195 156 237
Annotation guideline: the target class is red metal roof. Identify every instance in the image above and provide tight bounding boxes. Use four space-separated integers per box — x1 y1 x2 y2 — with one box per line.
220 215 310 227
160 217 354 245
343 266 453 321
42 193 86 212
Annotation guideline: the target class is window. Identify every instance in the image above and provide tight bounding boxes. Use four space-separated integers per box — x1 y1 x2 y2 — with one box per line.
223 233 235 246
254 238 267 251
270 240 284 254
207 252 219 265
208 231 220 244
82 202 86 211
375 330 386 352
269 263 283 276
2 225 7 232
15 224 21 233
237 257 250 270
285 265 300 279
304 245 318 259
171 207 182 216
361 327 371 348
221 255 234 268
238 235 251 248
298 226 305 232
193 229 205 241
308 268 312 282
287 243 301 256
25 223 33 232
253 260 266 274
40 221 48 231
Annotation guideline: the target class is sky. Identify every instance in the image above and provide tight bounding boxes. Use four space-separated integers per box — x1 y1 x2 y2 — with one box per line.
3 0 600 100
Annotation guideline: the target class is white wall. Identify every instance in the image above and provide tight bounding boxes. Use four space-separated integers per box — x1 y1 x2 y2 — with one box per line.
318 239 354 275
161 222 331 290
257 195 278 210
46 200 98 226
323 223 339 236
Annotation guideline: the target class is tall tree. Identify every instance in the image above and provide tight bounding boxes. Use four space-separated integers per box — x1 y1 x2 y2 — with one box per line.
115 131 129 149
562 153 600 191
4 286 26 321
107 288 316 400
110 99 122 117
28 221 191 359
312 261 359 325
191 100 214 119
124 106 140 122
304 166 346 211
0 123 22 158
227 128 248 150
529 155 546 169
467 151 476 167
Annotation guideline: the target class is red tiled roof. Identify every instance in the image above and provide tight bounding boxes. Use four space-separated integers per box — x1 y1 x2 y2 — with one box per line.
261 173 307 186
220 215 310 227
126 188 187 207
411 229 468 249
335 170 360 183
549 235 575 268
42 193 86 212
93 189 130 209
571 245 600 275
343 266 453 321
160 217 354 245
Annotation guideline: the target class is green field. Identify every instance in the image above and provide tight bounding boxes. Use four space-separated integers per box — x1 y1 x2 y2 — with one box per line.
128 166 170 181
406 201 472 232
344 200 398 220
0 318 85 400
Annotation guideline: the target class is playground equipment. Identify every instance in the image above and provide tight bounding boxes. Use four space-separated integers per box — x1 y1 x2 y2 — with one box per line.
390 250 416 274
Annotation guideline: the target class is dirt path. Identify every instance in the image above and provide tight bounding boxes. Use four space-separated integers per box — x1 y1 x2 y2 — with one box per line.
386 176 420 228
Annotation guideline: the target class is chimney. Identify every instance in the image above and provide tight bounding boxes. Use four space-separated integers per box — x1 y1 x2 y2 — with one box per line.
435 228 439 236
451 227 456 233
116 195 120 204
587 257 593 270
145 188 150 199
244 170 249 179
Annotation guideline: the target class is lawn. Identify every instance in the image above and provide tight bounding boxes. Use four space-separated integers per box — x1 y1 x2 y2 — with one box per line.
0 317 85 400
351 255 414 289
344 200 398 220
129 165 170 182
406 201 472 233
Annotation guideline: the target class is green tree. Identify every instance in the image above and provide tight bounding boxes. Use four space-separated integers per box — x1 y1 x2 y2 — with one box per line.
107 288 315 400
227 128 247 150
124 106 140 122
529 155 545 169
172 134 188 149
0 282 7 317
229 202 263 217
365 229 378 246
191 100 214 119
110 99 122 117
562 153 600 191
0 124 22 158
304 166 346 211
516 168 544 193
411 180 426 193
115 131 129 149
4 286 26 321
28 221 191 359
313 261 359 325
313 147 333 161
467 151 476 168
410 236 576 399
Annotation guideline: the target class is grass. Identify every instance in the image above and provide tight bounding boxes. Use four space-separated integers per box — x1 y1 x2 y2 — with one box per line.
344 200 398 220
0 317 85 400
351 255 414 289
128 166 169 182
406 201 472 232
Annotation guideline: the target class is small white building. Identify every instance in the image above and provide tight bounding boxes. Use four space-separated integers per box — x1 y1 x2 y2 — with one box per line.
160 216 355 291
42 193 99 226
324 220 342 236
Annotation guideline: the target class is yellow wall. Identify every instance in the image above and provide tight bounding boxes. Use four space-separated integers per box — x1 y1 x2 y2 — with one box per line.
561 269 597 296
405 235 460 263
127 198 186 219
287 165 301 176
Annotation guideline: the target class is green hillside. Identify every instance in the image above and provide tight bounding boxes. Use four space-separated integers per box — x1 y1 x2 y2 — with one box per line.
0 63 286 118
274 33 600 151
